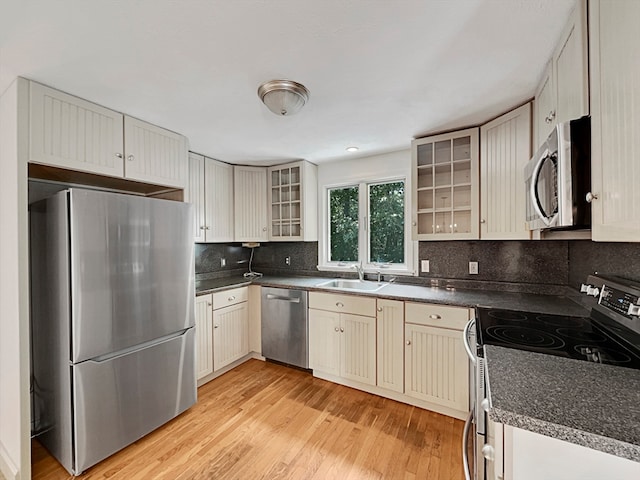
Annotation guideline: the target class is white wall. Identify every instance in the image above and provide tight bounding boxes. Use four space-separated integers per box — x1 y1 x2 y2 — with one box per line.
0 78 30 480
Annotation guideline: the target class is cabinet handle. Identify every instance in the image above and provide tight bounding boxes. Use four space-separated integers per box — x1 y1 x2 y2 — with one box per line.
412 221 417 226
377 307 383 312
429 314 442 320
214 324 219 329
544 110 556 124
115 153 123 159
228 296 235 302
199 226 205 230
585 192 598 203
336 302 344 308
262 227 267 231
207 302 212 307
334 327 340 332
205 226 210 230
127 154 135 162
480 219 486 224
340 327 344 333
406 340 411 346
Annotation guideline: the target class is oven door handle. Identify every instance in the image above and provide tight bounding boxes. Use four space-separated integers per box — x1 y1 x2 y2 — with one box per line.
530 148 557 227
462 408 474 480
463 319 477 365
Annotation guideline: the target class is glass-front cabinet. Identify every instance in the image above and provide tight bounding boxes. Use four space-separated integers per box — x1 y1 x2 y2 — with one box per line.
411 128 479 240
268 160 318 241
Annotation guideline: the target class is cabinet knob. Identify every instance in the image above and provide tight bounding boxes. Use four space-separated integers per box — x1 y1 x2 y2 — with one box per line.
377 307 383 312
336 302 344 308
214 324 219 329
228 296 235 301
115 153 123 159
406 340 411 346
585 192 598 203
334 326 340 332
340 327 344 333
482 444 495 461
207 302 212 307
127 154 135 162
412 221 417 226
199 226 205 230
205 226 210 230
262 227 267 231
544 110 556 124
480 219 486 224
429 314 442 320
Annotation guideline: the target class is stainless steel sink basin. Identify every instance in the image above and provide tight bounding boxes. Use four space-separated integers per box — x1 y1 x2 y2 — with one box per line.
316 279 388 292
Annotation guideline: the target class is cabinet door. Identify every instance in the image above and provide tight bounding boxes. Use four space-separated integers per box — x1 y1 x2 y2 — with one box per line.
186 153 206 242
205 158 234 242
405 323 469 411
213 302 249 371
589 0 640 241
553 0 588 126
340 313 376 386
376 299 404 393
233 166 268 241
123 116 188 189
29 82 124 177
480 103 532 240
534 62 555 149
308 308 341 376
195 294 213 380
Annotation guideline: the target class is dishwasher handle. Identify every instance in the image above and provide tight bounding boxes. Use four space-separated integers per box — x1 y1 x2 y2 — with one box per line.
265 294 301 303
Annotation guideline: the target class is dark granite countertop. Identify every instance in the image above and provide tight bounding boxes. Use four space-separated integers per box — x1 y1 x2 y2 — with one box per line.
485 345 640 462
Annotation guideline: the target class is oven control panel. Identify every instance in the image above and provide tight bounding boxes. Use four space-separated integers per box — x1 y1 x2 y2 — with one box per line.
599 285 640 318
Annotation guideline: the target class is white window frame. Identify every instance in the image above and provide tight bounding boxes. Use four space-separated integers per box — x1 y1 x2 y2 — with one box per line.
319 176 417 276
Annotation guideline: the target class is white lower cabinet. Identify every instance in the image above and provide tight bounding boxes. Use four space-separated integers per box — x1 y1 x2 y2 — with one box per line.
308 292 377 386
376 299 404 393
195 294 214 380
212 287 249 371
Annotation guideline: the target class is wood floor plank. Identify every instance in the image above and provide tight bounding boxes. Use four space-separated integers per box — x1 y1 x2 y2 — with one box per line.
32 360 465 479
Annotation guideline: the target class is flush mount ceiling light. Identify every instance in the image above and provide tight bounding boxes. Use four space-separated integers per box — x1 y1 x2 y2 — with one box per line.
346 146 359 152
258 79 310 116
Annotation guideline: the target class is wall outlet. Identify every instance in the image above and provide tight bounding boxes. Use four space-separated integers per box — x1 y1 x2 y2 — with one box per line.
285 256 290 265
421 259 430 273
220 258 226 267
469 261 479 275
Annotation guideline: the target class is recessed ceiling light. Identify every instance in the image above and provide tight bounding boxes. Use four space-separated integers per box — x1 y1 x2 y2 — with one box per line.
346 146 359 152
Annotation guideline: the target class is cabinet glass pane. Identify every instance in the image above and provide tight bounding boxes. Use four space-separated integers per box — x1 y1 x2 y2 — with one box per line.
291 223 301 236
453 160 471 184
417 166 433 188
435 187 452 210
271 171 280 186
291 201 301 220
417 212 434 235
453 185 471 209
291 167 300 184
434 211 452 234
418 189 434 210
417 143 433 166
434 164 452 187
291 185 300 201
434 140 451 164
453 136 471 161
272 204 281 220
282 223 291 237
271 187 280 203
281 186 290 202
282 203 291 220
281 169 290 185
272 223 281 236
453 210 472 234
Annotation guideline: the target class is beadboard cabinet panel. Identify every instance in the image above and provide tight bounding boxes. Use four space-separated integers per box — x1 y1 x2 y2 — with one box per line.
234 166 268 242
186 153 206 242
309 308 341 377
195 294 213 380
213 302 249 371
205 159 234 242
376 299 404 393
340 313 376 386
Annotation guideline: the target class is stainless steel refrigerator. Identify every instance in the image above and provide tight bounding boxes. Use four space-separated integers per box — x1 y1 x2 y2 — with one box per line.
30 188 196 475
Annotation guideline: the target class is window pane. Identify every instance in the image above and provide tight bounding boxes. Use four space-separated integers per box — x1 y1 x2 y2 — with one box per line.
329 186 359 262
369 181 405 264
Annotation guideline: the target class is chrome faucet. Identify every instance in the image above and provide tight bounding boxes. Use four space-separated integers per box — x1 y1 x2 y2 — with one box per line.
351 261 365 281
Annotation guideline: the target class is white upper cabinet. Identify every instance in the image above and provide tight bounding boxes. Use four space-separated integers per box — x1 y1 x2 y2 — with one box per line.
123 116 187 189
480 103 532 240
411 127 480 240
186 153 207 242
534 0 588 149
29 81 188 189
268 160 318 241
29 82 125 177
589 0 640 241
234 166 268 242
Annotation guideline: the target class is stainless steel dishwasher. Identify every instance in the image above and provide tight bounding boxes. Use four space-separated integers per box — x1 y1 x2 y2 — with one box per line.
261 287 309 369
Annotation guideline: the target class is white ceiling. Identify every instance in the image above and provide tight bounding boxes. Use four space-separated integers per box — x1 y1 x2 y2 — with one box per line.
0 0 576 165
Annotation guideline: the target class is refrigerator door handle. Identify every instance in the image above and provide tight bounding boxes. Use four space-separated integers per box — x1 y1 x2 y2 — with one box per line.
462 409 474 480
86 328 191 364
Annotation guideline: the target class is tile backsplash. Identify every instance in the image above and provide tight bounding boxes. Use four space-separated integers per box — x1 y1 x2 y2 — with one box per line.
195 239 640 292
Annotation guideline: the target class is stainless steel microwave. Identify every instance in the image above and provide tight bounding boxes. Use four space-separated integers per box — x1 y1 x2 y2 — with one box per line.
525 116 591 231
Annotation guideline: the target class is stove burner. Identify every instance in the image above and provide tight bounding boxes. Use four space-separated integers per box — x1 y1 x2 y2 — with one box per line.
574 345 632 365
536 315 587 328
487 310 528 321
485 326 566 350
555 328 608 343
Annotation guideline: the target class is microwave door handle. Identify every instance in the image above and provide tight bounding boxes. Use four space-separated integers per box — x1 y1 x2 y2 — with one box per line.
462 409 474 480
530 151 554 227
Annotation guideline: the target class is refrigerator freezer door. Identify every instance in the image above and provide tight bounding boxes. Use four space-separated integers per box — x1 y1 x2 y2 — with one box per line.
69 189 194 363
73 327 196 475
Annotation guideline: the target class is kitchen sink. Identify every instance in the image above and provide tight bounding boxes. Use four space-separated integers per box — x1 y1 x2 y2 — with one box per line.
316 279 388 292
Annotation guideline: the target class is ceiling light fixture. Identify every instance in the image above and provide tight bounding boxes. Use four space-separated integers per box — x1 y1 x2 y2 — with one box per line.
346 146 359 152
258 79 310 116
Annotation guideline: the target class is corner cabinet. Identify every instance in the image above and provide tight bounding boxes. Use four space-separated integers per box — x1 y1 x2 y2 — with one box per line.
186 153 234 243
589 0 640 242
411 127 479 240
480 103 532 240
267 160 318 241
29 81 188 189
234 166 268 242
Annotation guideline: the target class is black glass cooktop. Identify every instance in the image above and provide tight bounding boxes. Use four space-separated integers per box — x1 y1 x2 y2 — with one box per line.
476 307 640 370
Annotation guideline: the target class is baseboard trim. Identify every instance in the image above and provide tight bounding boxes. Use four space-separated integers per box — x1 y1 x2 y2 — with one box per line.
0 441 19 480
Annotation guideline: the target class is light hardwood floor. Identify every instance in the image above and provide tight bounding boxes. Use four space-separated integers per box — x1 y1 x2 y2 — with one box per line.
32 359 465 479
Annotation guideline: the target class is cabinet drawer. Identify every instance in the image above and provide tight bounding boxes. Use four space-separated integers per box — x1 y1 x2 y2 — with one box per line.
309 292 376 317
405 302 469 330
213 286 248 309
